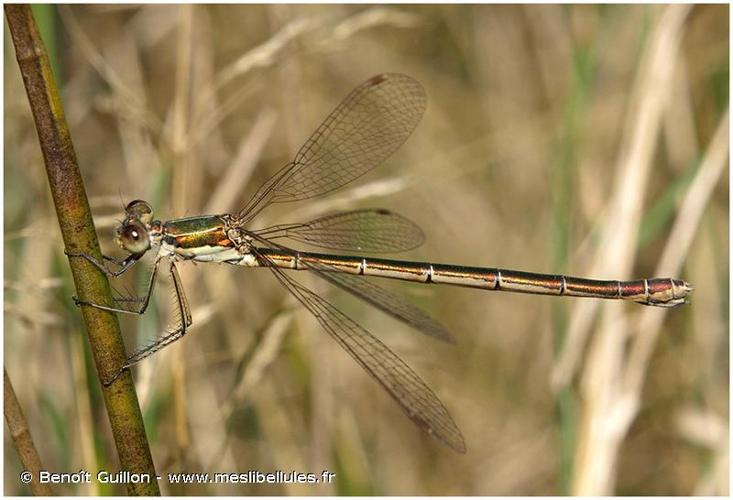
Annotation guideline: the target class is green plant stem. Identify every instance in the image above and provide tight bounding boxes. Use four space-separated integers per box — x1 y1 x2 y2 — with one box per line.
4 5 160 495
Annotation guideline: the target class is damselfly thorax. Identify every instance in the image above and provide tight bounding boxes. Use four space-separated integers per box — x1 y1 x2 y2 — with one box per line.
69 73 693 454
161 215 250 261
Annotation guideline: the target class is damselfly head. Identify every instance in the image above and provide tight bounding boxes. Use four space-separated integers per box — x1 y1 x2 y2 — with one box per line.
116 200 154 255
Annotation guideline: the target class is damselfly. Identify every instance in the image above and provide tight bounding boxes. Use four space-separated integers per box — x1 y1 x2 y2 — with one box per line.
68 73 692 453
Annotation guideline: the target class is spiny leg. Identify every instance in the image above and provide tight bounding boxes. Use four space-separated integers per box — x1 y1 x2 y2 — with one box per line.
170 260 192 326
65 249 142 277
104 261 193 385
73 256 162 315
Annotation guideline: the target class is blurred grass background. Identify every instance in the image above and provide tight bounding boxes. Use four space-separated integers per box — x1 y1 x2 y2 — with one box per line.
4 4 728 495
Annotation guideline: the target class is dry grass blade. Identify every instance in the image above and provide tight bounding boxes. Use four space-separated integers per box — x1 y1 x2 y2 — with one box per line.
552 4 693 390
70 332 100 495
215 17 320 92
231 310 294 403
625 111 728 394
206 308 293 472
570 5 693 495
330 7 422 41
675 408 729 495
58 5 161 134
4 369 53 495
204 108 277 215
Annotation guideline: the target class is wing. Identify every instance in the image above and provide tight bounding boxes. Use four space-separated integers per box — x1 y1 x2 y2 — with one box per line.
239 74 426 222
248 225 451 342
253 209 425 253
306 261 455 343
252 247 466 453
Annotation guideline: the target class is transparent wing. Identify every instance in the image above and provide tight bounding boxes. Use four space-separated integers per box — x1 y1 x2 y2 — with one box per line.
304 260 454 343
253 209 425 253
247 230 450 342
239 74 426 222
252 247 466 453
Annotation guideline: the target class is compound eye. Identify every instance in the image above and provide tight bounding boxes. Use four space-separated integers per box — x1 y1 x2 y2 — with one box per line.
119 221 150 255
125 200 154 224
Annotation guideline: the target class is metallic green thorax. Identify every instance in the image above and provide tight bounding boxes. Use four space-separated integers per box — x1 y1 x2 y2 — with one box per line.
163 215 232 249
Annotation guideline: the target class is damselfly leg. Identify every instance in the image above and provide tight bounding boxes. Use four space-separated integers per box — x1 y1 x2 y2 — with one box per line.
65 250 143 277
67 250 160 315
106 261 193 385
68 250 192 385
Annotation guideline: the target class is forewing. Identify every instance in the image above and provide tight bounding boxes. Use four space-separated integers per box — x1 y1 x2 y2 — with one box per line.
239 74 426 221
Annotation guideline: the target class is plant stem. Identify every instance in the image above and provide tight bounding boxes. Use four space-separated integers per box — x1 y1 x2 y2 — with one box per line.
4 369 53 495
4 5 160 495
